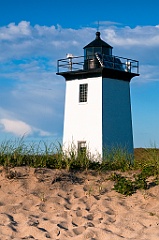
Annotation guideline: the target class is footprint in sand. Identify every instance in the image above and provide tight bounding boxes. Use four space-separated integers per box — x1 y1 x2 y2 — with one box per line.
73 190 83 198
27 215 39 227
73 226 86 235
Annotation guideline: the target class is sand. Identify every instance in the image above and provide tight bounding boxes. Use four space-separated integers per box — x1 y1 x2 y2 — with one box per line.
0 166 159 240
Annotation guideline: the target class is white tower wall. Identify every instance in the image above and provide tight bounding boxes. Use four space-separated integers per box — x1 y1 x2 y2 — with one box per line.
63 76 133 157
63 76 103 157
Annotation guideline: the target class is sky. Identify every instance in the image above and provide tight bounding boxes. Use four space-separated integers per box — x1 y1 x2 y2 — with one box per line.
0 0 159 148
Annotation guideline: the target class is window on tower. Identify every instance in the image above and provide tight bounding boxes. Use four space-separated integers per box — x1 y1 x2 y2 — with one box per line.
78 141 86 155
79 84 88 103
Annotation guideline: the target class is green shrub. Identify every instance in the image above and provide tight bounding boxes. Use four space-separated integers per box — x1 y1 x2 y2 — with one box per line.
110 171 148 196
134 173 148 190
110 173 135 196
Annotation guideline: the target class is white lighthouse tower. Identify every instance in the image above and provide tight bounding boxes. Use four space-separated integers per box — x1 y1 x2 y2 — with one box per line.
57 32 139 158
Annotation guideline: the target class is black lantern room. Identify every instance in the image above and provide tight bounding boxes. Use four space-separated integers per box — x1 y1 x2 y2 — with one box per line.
83 32 113 70
84 31 113 59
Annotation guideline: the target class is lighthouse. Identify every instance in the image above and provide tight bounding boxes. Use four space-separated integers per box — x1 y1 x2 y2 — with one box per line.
57 32 139 158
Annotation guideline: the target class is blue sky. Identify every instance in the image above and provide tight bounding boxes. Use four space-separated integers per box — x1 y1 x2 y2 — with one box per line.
0 0 159 148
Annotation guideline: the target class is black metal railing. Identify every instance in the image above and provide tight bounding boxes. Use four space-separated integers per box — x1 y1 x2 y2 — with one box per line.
57 54 139 75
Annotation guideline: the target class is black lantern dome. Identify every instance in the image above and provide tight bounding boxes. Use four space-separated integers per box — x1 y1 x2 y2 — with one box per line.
83 32 113 60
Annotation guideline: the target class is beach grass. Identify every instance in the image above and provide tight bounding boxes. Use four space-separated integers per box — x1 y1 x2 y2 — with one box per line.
0 138 159 195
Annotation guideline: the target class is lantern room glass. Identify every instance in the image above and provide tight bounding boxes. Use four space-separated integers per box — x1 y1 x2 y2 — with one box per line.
84 47 112 60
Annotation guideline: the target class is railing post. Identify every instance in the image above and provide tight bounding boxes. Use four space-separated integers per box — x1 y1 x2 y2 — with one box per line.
137 61 139 74
57 60 59 73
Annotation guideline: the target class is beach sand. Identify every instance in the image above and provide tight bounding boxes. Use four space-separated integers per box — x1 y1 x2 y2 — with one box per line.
0 166 159 240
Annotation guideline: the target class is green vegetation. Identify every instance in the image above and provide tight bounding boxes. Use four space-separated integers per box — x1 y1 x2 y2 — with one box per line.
0 138 159 196
110 172 148 196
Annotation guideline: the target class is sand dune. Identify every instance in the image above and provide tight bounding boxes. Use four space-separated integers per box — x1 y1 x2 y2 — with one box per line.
0 166 159 240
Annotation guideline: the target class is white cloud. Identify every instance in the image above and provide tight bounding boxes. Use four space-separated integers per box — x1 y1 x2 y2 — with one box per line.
0 21 87 62
33 128 51 137
93 21 122 26
0 21 31 41
0 118 32 136
0 118 52 138
103 25 159 47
